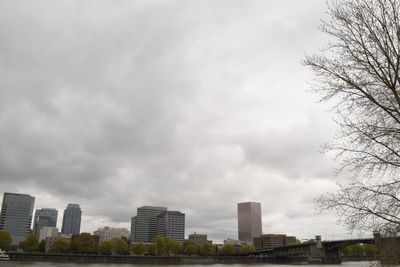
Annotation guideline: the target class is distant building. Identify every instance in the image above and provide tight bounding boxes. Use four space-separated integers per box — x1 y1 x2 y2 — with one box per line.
157 210 185 242
224 238 245 246
33 208 58 236
253 234 297 250
61 204 81 235
237 202 262 243
39 226 58 241
94 226 130 241
132 206 167 243
130 216 136 242
188 232 208 244
0 192 35 247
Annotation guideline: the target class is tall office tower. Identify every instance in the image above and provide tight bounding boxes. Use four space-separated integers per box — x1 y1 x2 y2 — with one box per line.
61 204 82 234
156 210 185 242
133 206 167 243
33 208 58 236
237 202 262 243
0 192 35 246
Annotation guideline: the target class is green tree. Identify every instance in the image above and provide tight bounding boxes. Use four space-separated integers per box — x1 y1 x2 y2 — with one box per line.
183 239 199 255
364 244 378 255
0 231 12 251
38 240 46 252
132 242 147 255
51 238 70 253
167 238 181 255
305 0 400 233
349 244 365 255
70 233 96 253
154 236 168 255
219 244 236 256
19 234 39 252
239 244 256 255
200 242 216 256
340 245 352 255
99 240 115 254
288 238 301 245
114 238 129 255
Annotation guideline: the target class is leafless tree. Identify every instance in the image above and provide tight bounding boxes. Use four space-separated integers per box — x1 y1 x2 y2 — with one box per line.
304 0 400 234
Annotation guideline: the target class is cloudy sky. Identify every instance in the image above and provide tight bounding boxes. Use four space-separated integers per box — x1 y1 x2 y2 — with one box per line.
0 0 364 242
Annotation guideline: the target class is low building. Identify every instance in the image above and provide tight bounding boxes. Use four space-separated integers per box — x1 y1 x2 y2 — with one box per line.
188 232 208 244
39 226 58 241
253 234 297 251
94 226 130 242
45 233 72 253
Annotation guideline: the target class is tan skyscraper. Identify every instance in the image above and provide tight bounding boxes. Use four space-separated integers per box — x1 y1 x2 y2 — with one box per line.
237 202 262 243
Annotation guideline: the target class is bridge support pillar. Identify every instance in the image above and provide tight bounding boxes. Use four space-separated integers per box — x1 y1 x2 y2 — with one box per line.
324 248 342 264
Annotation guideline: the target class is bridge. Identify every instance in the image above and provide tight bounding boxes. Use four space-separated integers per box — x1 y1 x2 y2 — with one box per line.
249 236 374 264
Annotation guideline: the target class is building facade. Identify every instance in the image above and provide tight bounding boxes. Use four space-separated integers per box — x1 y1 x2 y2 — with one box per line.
188 232 208 244
253 234 296 250
237 202 262 243
132 206 167 243
39 226 58 241
33 208 58 236
157 210 185 242
61 204 81 234
130 216 136 242
94 226 130 241
0 192 35 246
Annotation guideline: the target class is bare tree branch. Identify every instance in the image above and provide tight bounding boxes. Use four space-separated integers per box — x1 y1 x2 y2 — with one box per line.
305 0 400 234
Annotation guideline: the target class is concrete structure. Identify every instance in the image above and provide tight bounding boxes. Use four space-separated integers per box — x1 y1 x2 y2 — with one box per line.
94 226 130 241
237 202 262 243
39 226 58 241
132 206 167 243
253 234 295 250
33 208 58 236
157 210 185 242
250 237 375 264
188 233 208 244
61 204 81 234
0 192 35 246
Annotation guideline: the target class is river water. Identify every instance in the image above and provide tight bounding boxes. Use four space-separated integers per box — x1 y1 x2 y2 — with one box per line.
0 262 379 267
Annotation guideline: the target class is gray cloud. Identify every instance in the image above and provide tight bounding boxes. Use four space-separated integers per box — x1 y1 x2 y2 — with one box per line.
0 0 358 242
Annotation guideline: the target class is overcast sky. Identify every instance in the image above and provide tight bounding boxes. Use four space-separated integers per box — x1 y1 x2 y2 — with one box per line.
0 0 365 243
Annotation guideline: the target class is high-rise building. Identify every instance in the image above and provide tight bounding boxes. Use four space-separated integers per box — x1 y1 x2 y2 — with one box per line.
156 210 185 242
0 192 35 246
132 206 166 243
33 208 58 236
237 202 262 243
94 226 130 242
61 204 81 234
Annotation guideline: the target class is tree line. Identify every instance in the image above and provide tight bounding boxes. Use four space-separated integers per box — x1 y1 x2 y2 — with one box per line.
0 231 255 256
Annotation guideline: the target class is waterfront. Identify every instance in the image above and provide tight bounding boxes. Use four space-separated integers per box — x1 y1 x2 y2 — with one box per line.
0 262 378 267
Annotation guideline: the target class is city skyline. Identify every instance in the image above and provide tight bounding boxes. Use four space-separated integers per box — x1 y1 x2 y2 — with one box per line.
0 0 369 243
0 190 361 244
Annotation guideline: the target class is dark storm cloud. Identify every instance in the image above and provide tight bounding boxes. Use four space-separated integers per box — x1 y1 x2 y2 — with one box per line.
0 0 352 241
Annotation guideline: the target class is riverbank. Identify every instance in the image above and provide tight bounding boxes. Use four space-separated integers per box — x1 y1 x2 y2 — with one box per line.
8 252 265 264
